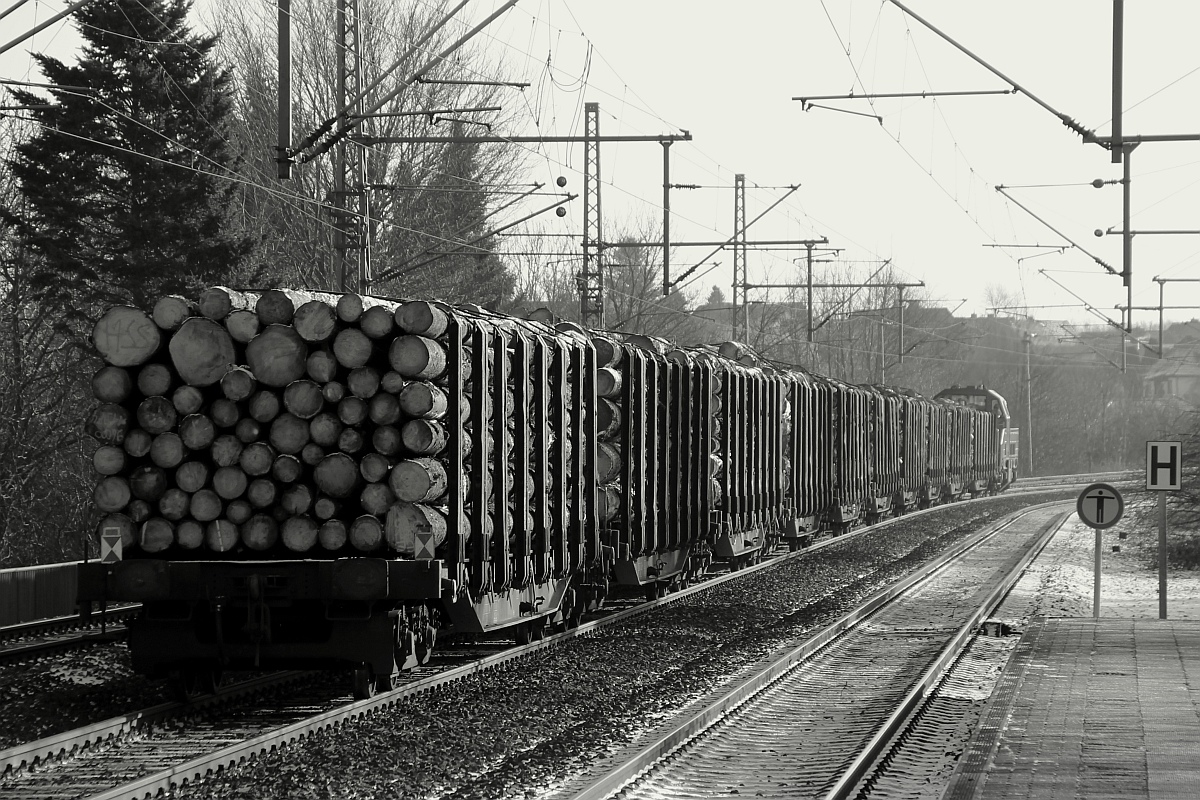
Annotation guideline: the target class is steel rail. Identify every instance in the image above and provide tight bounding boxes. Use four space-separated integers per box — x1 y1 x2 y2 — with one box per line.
3 491 1090 798
0 497 978 787
0 605 140 640
0 671 305 776
7 494 1034 799
823 506 1071 798
0 626 128 665
564 501 1070 800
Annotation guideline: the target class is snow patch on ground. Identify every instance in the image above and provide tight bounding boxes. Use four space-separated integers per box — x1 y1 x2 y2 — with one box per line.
1002 515 1200 621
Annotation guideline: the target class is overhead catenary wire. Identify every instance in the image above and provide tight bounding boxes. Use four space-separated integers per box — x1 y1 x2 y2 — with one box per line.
12 0 1193 329
809 4 1178 328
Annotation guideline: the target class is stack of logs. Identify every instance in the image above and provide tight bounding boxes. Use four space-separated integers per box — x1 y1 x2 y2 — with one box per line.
87 287 470 557
592 336 624 525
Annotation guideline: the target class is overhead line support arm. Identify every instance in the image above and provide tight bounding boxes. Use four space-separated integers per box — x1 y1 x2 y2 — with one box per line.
354 133 693 145
794 89 1013 104
668 189 808 290
884 0 1094 141
995 186 1117 276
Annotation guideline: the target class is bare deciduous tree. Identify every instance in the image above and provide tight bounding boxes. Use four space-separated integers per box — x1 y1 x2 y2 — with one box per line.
0 119 95 566
210 0 530 302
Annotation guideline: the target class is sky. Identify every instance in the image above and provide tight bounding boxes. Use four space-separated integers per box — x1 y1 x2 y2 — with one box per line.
4 0 1200 330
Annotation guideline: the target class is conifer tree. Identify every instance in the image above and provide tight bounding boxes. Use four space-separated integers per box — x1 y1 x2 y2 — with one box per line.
4 0 253 315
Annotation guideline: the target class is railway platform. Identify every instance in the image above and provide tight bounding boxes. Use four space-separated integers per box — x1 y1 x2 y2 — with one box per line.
947 617 1200 800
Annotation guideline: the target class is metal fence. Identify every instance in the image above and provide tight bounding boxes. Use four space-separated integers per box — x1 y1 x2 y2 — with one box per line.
0 561 81 627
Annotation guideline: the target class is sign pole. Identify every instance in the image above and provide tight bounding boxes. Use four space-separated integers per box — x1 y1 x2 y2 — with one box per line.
1077 482 1125 620
1159 492 1168 619
1145 440 1181 620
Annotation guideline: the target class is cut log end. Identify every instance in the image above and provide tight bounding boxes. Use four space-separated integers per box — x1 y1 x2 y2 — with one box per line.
169 317 237 387
152 295 194 331
281 516 319 552
92 306 161 367
246 325 308 387
92 366 133 403
349 514 384 552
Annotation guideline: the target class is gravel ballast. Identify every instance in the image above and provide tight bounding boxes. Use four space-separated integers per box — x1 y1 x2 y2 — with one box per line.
167 496 1066 800
0 645 169 750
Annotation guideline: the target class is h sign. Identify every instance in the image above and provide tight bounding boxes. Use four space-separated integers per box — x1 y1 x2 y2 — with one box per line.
1146 441 1182 491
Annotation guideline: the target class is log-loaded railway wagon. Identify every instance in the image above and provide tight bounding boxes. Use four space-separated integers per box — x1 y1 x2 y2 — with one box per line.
77 288 1017 697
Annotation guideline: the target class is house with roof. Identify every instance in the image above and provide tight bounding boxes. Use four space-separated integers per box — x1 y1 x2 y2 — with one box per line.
1143 342 1200 403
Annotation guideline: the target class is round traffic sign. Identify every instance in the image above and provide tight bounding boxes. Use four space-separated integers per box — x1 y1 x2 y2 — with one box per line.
1076 482 1124 530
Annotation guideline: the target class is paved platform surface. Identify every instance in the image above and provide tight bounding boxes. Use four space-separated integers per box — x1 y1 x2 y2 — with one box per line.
948 618 1200 800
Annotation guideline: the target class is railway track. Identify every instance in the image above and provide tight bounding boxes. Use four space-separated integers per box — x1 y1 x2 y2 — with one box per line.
0 495 1049 800
554 502 1069 800
0 609 136 666
1007 470 1136 494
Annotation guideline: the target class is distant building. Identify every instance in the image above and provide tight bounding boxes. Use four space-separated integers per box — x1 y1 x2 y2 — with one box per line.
1143 342 1200 403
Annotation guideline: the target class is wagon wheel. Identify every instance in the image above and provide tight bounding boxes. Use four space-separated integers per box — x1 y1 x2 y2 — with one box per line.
415 623 437 665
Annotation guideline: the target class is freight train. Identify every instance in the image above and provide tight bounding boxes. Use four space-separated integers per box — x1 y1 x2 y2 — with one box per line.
77 289 1019 698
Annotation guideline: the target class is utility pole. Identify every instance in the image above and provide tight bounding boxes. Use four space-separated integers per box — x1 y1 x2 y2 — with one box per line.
1096 6 1200 331
276 0 291 180
581 102 603 327
1121 307 1127 373
332 0 369 292
882 0 1200 338
1121 143 1133 327
807 243 814 343
357 104 691 328
1158 279 1164 356
1119 292 1200 359
1025 331 1035 478
879 287 888 384
802 242 842 342
279 2 533 291
661 141 672 297
1111 0 1124 163
732 174 747 340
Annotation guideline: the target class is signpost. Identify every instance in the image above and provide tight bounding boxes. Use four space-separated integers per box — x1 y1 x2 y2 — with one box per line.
1077 483 1124 618
98 526 122 636
1146 441 1182 619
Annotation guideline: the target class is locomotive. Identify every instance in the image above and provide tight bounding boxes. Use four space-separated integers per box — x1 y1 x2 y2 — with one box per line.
78 293 1019 698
